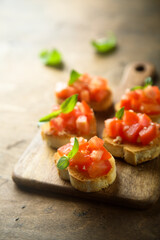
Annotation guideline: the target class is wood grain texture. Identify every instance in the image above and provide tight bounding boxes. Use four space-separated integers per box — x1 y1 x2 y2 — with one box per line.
12 62 160 209
1 0 160 239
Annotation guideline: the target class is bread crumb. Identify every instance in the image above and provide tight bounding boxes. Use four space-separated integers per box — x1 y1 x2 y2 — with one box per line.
113 136 122 144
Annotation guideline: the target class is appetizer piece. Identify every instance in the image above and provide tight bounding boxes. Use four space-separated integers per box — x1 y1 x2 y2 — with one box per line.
54 137 116 192
39 94 97 148
55 70 112 111
115 77 160 123
103 108 160 165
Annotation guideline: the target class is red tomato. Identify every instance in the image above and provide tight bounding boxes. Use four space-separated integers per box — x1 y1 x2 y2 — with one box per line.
105 118 123 138
100 146 112 160
58 143 72 156
50 117 64 132
123 111 139 125
70 152 92 172
138 113 151 127
76 115 89 134
139 125 157 145
88 136 104 150
88 160 112 178
80 90 90 102
123 123 142 143
56 86 77 99
120 97 131 110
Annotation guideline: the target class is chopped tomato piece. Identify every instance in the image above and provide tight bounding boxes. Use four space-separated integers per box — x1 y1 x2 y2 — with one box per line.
120 97 131 110
139 125 157 145
69 152 92 172
88 160 112 178
76 115 89 134
138 113 151 128
90 150 103 161
100 146 112 160
58 143 72 156
80 90 90 102
123 123 142 143
50 117 64 132
88 136 104 150
105 118 123 138
123 111 139 125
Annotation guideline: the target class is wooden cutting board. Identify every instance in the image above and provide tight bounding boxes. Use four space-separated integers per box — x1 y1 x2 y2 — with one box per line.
12 62 160 209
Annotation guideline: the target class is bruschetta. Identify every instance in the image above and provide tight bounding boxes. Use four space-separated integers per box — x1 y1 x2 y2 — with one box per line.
103 108 160 165
54 136 116 192
115 78 160 123
55 71 112 111
40 95 97 149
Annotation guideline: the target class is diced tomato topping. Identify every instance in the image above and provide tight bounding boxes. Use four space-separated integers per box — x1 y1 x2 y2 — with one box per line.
105 118 123 138
55 73 110 103
48 101 94 136
88 160 112 178
58 136 112 178
88 136 104 150
105 110 160 145
69 152 92 172
123 111 139 125
119 86 160 115
58 143 72 156
123 123 142 143
139 125 157 145
138 113 151 128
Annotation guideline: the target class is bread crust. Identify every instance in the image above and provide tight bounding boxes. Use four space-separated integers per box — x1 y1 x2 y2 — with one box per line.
103 129 160 165
54 152 116 192
115 102 160 123
57 89 112 112
41 117 97 149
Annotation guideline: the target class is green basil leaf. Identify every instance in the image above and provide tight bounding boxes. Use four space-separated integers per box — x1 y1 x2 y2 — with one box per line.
39 110 61 122
68 70 82 85
57 156 69 170
144 77 153 87
40 49 62 66
67 138 79 159
115 107 125 119
91 35 116 53
130 86 144 91
60 94 78 113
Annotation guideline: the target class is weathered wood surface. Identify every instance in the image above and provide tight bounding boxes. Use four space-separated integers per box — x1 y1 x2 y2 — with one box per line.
12 62 160 209
1 0 160 239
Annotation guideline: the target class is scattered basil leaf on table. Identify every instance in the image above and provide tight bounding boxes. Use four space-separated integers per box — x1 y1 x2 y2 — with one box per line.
38 94 78 123
116 107 125 120
91 35 116 53
39 49 62 66
130 76 153 91
57 137 79 170
68 70 82 85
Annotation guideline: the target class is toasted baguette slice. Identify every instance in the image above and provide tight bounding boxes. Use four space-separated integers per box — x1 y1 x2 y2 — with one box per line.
57 89 112 112
41 117 97 149
115 102 160 123
103 129 160 166
69 156 116 192
54 152 70 181
54 152 116 192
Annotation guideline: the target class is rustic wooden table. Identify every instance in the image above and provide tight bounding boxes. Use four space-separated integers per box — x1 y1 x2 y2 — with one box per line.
1 0 160 239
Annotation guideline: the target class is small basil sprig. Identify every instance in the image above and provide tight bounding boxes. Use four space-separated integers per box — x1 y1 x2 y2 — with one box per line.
131 77 153 91
115 107 124 120
39 49 62 66
68 70 82 85
91 35 116 53
39 94 78 123
57 137 79 170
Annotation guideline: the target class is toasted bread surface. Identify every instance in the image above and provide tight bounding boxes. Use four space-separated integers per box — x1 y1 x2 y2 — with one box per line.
54 152 116 192
115 102 160 123
103 129 160 165
41 117 96 149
